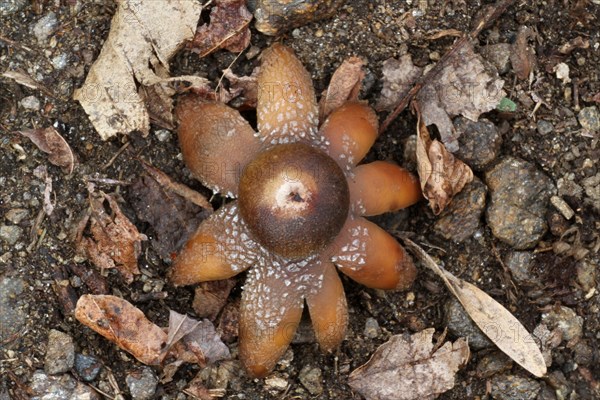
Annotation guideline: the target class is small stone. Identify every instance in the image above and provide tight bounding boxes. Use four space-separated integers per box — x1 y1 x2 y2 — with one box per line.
126 367 158 400
298 365 323 395
454 117 502 171
434 177 488 242
490 374 541 400
264 375 288 392
541 306 583 342
555 62 571 84
0 0 27 16
51 53 69 70
74 354 103 382
557 176 583 199
475 351 513 378
582 173 600 212
504 251 535 285
536 120 554 135
550 196 575 220
44 330 75 375
33 12 58 43
154 129 171 142
578 106 600 132
0 225 23 245
20 95 41 110
0 277 28 346
481 43 512 74
444 297 492 350
29 370 100 400
5 208 29 224
576 260 597 293
363 317 381 339
545 371 572 399
485 157 556 249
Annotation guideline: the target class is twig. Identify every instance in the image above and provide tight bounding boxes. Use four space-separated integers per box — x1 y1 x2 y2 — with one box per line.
102 141 130 170
379 0 517 134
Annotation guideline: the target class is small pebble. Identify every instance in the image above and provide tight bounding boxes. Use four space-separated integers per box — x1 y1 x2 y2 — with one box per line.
126 367 159 400
454 117 503 171
550 196 575 220
264 375 288 392
20 95 41 111
0 0 27 16
434 177 488 242
576 260 597 293
536 120 554 135
444 298 492 350
555 62 571 84
490 374 541 400
0 225 23 245
481 43 512 74
298 365 323 395
29 370 100 400
44 329 75 375
51 53 69 70
485 157 556 249
504 251 535 285
74 354 103 382
541 306 583 342
582 173 600 212
363 317 381 339
33 12 58 43
475 351 513 378
0 277 28 345
578 106 600 132
5 208 29 224
154 129 171 142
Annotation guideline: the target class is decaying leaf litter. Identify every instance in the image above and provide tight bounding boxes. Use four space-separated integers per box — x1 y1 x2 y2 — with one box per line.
1 0 600 398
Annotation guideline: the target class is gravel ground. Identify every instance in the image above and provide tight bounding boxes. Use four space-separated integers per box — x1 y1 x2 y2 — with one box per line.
1 1 599 399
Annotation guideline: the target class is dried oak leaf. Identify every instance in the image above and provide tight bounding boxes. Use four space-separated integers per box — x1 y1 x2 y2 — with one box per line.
416 114 473 215
73 0 204 139
190 0 252 57
75 294 168 365
379 44 505 151
220 67 259 108
348 328 469 400
128 170 210 260
19 127 76 174
78 192 146 283
319 56 365 121
510 26 537 80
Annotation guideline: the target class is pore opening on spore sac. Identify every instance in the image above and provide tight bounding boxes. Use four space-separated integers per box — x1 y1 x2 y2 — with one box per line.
238 142 350 259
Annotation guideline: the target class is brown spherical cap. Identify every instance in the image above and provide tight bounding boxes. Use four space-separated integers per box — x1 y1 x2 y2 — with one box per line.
239 142 349 259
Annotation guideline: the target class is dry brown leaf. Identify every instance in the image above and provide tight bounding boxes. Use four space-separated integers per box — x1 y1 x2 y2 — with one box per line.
75 294 168 365
19 127 76 174
2 70 55 98
220 67 259 107
402 238 548 378
319 57 365 121
413 42 504 151
77 192 146 283
190 0 252 57
348 328 469 400
376 54 423 112
415 114 473 215
510 26 537 80
73 0 203 140
193 279 237 320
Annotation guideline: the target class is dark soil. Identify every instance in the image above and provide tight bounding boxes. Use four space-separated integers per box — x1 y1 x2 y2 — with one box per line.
1 1 599 399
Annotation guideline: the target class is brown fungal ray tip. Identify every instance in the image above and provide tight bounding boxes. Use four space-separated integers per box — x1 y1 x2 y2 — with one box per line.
238 142 349 259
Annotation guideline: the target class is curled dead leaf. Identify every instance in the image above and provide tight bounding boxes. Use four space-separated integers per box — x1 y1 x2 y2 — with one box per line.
348 328 469 400
77 192 146 283
19 127 76 174
510 26 537 80
75 295 168 365
319 57 365 121
415 112 473 215
402 238 548 378
190 0 252 57
73 0 203 139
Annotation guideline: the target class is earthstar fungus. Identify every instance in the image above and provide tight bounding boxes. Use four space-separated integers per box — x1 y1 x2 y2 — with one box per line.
172 43 422 377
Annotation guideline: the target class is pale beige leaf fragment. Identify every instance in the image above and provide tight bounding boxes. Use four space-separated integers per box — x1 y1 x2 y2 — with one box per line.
402 238 548 378
348 328 469 400
376 54 422 112
75 294 168 365
73 0 203 140
319 56 365 121
416 116 473 215
19 127 76 174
